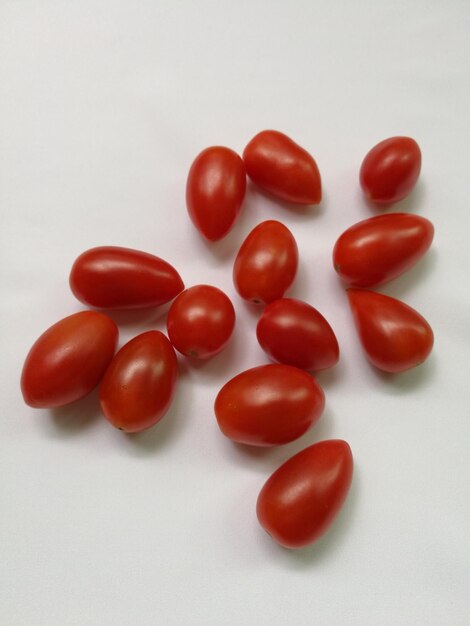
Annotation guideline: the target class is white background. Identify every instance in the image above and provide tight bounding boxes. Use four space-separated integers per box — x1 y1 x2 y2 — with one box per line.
1 1 469 625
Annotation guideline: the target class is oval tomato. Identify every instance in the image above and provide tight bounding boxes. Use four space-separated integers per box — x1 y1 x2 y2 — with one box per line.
243 130 321 204
360 136 421 204
70 246 184 309
347 289 434 373
167 284 235 359
333 213 434 288
214 364 325 446
233 220 298 305
186 146 246 241
256 440 353 548
257 298 339 371
21 311 118 408
100 331 178 433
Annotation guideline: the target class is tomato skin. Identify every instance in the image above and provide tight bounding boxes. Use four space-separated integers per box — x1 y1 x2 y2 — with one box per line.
70 246 184 309
360 136 421 204
333 213 434 288
243 130 321 204
347 289 434 373
233 220 298 305
186 146 246 241
100 331 178 433
21 311 118 408
167 285 236 359
257 298 339 371
257 440 353 549
214 364 325 446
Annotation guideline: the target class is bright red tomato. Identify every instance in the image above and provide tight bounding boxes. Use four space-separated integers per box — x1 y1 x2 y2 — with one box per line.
233 220 298 305
214 364 325 446
347 289 434 373
333 213 434 288
70 246 184 309
257 440 353 548
21 311 118 408
186 146 246 241
100 331 178 433
243 130 321 204
257 298 339 371
167 284 235 359
360 136 421 204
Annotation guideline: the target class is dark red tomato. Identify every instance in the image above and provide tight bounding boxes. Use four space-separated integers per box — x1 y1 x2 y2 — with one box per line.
360 136 421 204
70 246 184 309
186 146 246 241
233 220 298 305
243 130 321 204
214 364 325 446
167 285 235 359
257 298 339 371
100 331 178 433
333 213 434 288
256 440 353 548
21 311 118 408
347 289 434 373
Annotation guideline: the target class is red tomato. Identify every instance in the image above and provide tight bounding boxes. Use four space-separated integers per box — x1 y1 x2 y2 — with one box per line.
347 289 434 373
243 130 321 204
167 284 236 359
233 220 298 305
214 364 325 446
257 440 353 548
100 331 178 433
21 311 118 408
257 298 339 371
70 246 184 309
186 146 246 241
333 213 434 288
360 136 421 204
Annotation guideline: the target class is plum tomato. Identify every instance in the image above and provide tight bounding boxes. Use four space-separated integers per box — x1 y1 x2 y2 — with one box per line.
214 364 325 446
257 439 353 548
347 289 434 373
233 220 298 305
21 311 118 408
243 130 321 204
69 246 184 309
360 136 421 204
333 213 434 288
100 331 178 432
257 298 339 370
186 146 246 241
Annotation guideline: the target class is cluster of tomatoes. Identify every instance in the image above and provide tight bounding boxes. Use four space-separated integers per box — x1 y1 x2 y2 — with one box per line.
20 131 433 550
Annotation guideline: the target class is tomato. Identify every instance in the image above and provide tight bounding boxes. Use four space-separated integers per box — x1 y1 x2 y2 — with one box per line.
257 440 353 548
360 136 421 204
100 331 178 433
243 130 321 204
70 246 184 309
214 364 325 446
186 146 246 241
21 311 118 408
257 298 339 371
333 213 434 288
167 284 235 359
233 220 298 305
347 289 434 373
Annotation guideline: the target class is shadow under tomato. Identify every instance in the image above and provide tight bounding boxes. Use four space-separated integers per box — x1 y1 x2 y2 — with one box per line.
257 465 360 567
247 181 325 221
368 353 437 394
105 302 172 330
48 387 102 435
361 180 427 216
119 376 192 455
178 330 244 383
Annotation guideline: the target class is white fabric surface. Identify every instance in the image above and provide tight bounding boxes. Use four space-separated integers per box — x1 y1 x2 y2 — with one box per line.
1 1 469 624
